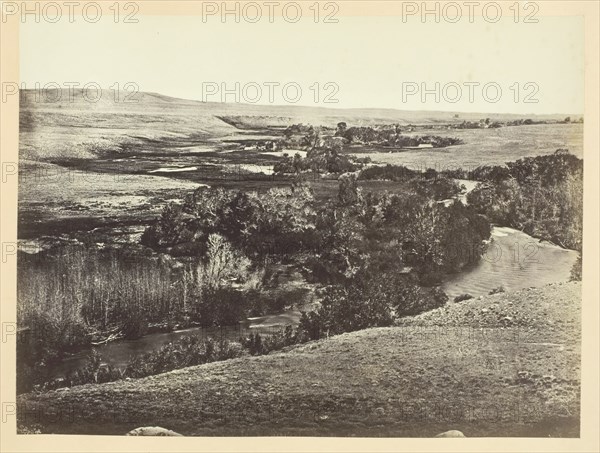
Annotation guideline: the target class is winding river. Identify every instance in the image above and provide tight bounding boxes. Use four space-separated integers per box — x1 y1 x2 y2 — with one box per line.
46 179 579 379
48 225 577 379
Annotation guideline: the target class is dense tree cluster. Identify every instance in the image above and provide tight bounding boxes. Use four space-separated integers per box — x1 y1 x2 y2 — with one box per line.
311 174 490 286
142 185 318 258
451 118 503 129
140 171 491 337
359 165 464 200
275 125 357 175
466 151 583 250
333 123 462 148
273 149 356 175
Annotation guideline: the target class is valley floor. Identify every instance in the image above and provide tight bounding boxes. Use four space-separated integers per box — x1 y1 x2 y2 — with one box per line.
17 282 581 437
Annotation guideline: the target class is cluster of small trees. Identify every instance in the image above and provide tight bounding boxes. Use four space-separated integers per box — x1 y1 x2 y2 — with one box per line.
275 124 356 175
451 118 503 129
301 273 449 338
448 118 562 128
142 185 318 257
334 122 462 148
273 150 356 175
359 165 464 200
272 122 462 177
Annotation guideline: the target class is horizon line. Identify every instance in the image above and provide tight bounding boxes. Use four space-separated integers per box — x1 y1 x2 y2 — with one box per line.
18 87 585 118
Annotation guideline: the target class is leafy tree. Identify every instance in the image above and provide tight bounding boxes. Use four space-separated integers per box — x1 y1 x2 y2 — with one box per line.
337 173 361 207
335 122 347 136
141 203 189 247
202 234 250 289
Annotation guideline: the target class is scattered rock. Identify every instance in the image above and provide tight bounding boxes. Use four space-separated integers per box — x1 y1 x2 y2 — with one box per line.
435 430 466 437
516 370 533 384
126 426 183 436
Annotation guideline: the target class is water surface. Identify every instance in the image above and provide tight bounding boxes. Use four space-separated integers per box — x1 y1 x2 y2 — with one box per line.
442 226 578 300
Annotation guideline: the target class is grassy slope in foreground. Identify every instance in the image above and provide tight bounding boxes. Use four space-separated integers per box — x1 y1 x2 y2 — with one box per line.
17 282 581 437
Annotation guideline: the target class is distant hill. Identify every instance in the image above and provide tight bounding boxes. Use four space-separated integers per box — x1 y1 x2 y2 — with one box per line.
19 89 576 160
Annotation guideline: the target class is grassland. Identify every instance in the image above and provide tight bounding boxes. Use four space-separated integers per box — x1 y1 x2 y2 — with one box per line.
18 89 583 243
349 123 583 169
17 282 580 437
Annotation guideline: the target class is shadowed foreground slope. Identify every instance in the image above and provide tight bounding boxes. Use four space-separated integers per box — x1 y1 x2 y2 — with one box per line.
17 282 580 437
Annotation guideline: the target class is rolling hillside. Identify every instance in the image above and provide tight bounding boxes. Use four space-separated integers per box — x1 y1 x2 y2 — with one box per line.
17 282 581 437
19 89 576 160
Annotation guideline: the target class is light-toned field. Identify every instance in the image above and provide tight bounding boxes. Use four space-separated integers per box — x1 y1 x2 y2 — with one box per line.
18 160 200 239
350 123 583 170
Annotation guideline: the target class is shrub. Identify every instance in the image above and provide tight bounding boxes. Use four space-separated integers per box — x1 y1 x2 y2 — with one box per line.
242 326 300 355
192 286 250 327
392 284 448 317
241 333 264 355
317 285 394 335
124 336 245 379
121 310 149 339
297 311 323 341
64 350 123 387
218 339 245 360
262 325 297 352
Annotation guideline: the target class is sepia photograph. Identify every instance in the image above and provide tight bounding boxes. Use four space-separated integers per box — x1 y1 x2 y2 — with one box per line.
1 1 599 450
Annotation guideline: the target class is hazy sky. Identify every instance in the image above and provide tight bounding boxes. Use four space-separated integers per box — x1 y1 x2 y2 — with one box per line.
20 15 584 114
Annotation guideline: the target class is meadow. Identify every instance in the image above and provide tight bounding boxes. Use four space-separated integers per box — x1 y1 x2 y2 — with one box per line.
349 123 583 169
